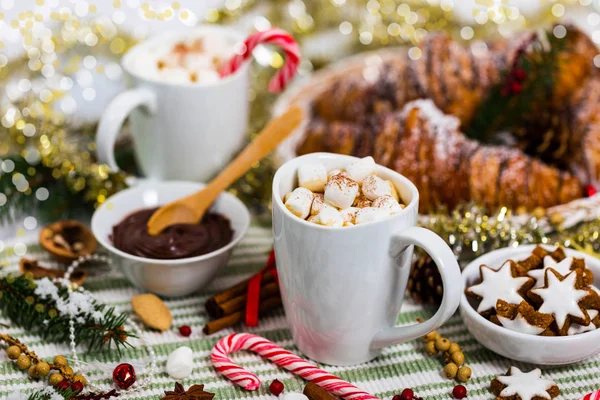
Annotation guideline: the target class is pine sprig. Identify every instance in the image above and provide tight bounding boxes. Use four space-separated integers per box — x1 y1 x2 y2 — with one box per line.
465 29 566 143
26 386 80 400
0 273 133 353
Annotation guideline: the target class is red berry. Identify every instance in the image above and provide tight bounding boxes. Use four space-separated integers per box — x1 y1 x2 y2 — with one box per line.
57 380 70 390
392 396 401 400
269 379 284 396
584 184 597 198
179 325 192 337
511 82 522 94
514 68 526 81
452 384 467 399
400 388 414 400
71 381 84 393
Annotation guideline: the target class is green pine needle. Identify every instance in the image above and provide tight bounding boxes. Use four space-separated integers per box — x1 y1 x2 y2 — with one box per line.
0 273 134 354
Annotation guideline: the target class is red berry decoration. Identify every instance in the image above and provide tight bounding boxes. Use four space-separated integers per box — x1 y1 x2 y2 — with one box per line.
269 379 284 396
179 325 192 337
71 381 84 394
452 384 467 399
514 68 526 81
392 396 400 400
113 363 136 390
511 82 522 94
57 380 70 390
400 388 414 400
585 184 597 198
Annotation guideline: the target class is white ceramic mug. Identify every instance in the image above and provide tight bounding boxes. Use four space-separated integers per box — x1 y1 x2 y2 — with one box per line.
272 153 462 365
96 26 250 182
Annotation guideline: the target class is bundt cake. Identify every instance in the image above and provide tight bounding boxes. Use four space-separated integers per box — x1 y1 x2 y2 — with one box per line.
295 26 600 213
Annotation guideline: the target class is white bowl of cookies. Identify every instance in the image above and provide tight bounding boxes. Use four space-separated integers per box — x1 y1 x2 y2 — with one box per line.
460 244 600 365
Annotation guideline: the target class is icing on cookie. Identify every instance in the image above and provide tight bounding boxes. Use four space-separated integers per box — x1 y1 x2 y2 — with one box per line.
530 271 589 330
497 367 556 400
568 310 599 335
497 313 545 335
528 256 574 289
468 261 531 313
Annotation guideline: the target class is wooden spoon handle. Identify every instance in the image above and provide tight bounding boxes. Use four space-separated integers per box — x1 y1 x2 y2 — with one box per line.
202 106 303 195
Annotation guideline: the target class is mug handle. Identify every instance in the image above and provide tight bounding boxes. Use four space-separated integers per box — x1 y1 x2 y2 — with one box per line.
371 226 462 349
96 87 157 171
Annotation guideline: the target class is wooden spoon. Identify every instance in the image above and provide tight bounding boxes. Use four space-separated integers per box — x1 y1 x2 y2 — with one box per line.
147 106 303 235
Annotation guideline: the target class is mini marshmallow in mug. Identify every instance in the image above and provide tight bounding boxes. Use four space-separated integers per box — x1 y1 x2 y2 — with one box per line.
324 175 359 209
313 207 344 227
355 207 389 225
310 193 335 216
285 187 313 219
354 196 373 208
346 156 377 183
298 163 328 192
373 195 403 214
362 175 392 201
340 207 359 223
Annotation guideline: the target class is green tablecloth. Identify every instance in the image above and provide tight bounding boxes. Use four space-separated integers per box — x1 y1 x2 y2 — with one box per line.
0 225 598 399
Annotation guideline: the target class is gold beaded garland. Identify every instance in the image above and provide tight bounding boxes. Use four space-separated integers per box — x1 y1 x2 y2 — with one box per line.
16 354 31 370
6 345 21 360
457 366 472 382
35 361 50 377
49 373 64 386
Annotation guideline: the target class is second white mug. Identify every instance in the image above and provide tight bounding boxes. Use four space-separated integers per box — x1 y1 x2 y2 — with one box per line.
272 153 463 365
96 26 250 182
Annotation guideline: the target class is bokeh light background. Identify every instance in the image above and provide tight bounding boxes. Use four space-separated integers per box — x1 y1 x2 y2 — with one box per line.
0 0 600 258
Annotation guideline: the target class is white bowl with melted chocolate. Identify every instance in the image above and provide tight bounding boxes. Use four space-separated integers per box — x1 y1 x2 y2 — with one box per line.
91 181 250 297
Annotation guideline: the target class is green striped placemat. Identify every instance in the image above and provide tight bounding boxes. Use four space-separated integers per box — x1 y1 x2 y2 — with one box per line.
0 224 598 399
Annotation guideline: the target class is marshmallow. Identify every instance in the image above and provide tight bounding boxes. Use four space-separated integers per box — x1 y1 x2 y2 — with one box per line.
387 180 400 202
346 156 377 183
324 174 359 209
285 187 314 219
283 192 292 203
166 346 194 379
372 195 403 214
310 193 336 215
339 207 359 223
313 207 344 227
343 221 355 227
298 162 328 192
355 207 388 225
353 195 373 208
327 168 342 179
362 175 392 201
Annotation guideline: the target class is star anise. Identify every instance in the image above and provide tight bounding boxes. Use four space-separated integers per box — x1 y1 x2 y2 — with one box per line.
161 382 215 400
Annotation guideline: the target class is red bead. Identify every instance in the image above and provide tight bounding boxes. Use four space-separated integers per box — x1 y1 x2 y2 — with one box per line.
452 385 467 399
113 363 136 390
511 82 522 94
179 325 192 337
400 388 414 400
585 184 597 198
514 68 526 81
71 381 84 394
57 380 70 390
269 379 284 396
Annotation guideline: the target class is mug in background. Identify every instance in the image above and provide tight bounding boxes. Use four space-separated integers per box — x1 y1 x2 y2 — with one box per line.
272 153 462 365
96 26 250 182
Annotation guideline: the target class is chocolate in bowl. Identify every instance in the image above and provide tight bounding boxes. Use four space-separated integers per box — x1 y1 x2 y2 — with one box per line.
111 208 234 260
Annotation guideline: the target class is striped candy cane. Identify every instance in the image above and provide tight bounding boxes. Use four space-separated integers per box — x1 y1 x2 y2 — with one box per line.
220 28 300 93
211 333 379 400
583 391 600 400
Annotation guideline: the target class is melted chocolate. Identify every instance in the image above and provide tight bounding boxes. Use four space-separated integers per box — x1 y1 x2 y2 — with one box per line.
111 208 233 260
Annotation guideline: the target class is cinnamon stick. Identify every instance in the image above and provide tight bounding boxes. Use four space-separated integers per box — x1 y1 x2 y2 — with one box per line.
205 271 275 317
216 281 280 317
303 382 338 400
202 295 282 335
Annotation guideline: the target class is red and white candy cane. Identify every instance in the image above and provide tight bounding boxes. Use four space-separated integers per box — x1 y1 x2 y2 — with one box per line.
583 391 600 400
212 333 379 400
220 28 300 93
